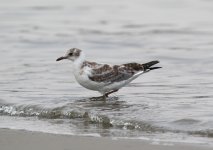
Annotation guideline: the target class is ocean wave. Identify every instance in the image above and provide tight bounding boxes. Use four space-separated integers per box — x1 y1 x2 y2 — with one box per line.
1 103 213 138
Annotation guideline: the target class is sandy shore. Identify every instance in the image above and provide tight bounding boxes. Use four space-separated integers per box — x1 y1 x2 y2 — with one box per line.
0 128 211 150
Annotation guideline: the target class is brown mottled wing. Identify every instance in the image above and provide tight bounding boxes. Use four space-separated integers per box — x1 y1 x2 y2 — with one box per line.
82 61 103 69
88 63 144 83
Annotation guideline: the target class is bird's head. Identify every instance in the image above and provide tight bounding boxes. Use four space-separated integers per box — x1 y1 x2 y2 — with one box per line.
56 48 83 62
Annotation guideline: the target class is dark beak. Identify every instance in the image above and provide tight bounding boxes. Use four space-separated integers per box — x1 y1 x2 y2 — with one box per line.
56 56 66 61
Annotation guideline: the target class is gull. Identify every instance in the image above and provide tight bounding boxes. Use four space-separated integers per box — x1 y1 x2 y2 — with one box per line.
56 48 161 97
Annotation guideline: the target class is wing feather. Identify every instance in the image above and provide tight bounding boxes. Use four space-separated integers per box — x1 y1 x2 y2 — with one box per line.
83 61 160 83
88 63 139 83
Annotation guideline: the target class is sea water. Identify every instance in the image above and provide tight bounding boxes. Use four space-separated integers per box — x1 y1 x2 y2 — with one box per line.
0 0 213 145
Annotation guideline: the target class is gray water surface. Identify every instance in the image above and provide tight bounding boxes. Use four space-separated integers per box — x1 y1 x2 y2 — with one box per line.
1 0 213 145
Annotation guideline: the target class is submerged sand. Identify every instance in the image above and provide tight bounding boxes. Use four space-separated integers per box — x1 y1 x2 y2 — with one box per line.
0 129 212 150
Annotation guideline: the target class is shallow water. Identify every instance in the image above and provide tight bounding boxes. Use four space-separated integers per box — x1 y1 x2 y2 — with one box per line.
1 0 213 145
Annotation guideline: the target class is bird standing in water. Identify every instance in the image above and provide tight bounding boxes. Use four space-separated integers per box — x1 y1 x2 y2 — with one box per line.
56 48 161 97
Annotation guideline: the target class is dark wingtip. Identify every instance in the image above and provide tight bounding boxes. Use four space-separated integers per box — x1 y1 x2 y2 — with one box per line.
152 60 160 64
143 60 161 71
149 66 162 70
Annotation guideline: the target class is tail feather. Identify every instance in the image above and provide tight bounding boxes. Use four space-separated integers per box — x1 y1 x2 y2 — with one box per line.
142 60 161 71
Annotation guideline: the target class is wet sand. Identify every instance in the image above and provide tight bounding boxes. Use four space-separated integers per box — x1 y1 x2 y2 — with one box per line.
0 129 211 150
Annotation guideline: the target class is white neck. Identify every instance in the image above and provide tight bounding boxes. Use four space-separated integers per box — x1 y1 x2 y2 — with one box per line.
73 52 85 70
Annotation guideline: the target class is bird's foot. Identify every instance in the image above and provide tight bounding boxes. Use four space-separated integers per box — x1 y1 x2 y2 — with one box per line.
104 89 119 97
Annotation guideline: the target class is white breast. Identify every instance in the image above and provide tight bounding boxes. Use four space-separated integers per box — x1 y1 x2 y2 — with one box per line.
73 66 105 91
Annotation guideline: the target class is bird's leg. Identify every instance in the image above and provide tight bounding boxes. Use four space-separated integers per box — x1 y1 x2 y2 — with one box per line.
104 89 119 97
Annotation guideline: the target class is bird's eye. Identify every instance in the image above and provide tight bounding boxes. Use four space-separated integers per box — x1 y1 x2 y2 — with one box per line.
69 53 73 56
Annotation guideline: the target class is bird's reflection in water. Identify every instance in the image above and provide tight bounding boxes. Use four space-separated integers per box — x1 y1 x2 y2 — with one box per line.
75 96 131 111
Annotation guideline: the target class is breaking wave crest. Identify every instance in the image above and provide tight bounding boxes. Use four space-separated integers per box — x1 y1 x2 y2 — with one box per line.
1 103 213 138
0 103 163 131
